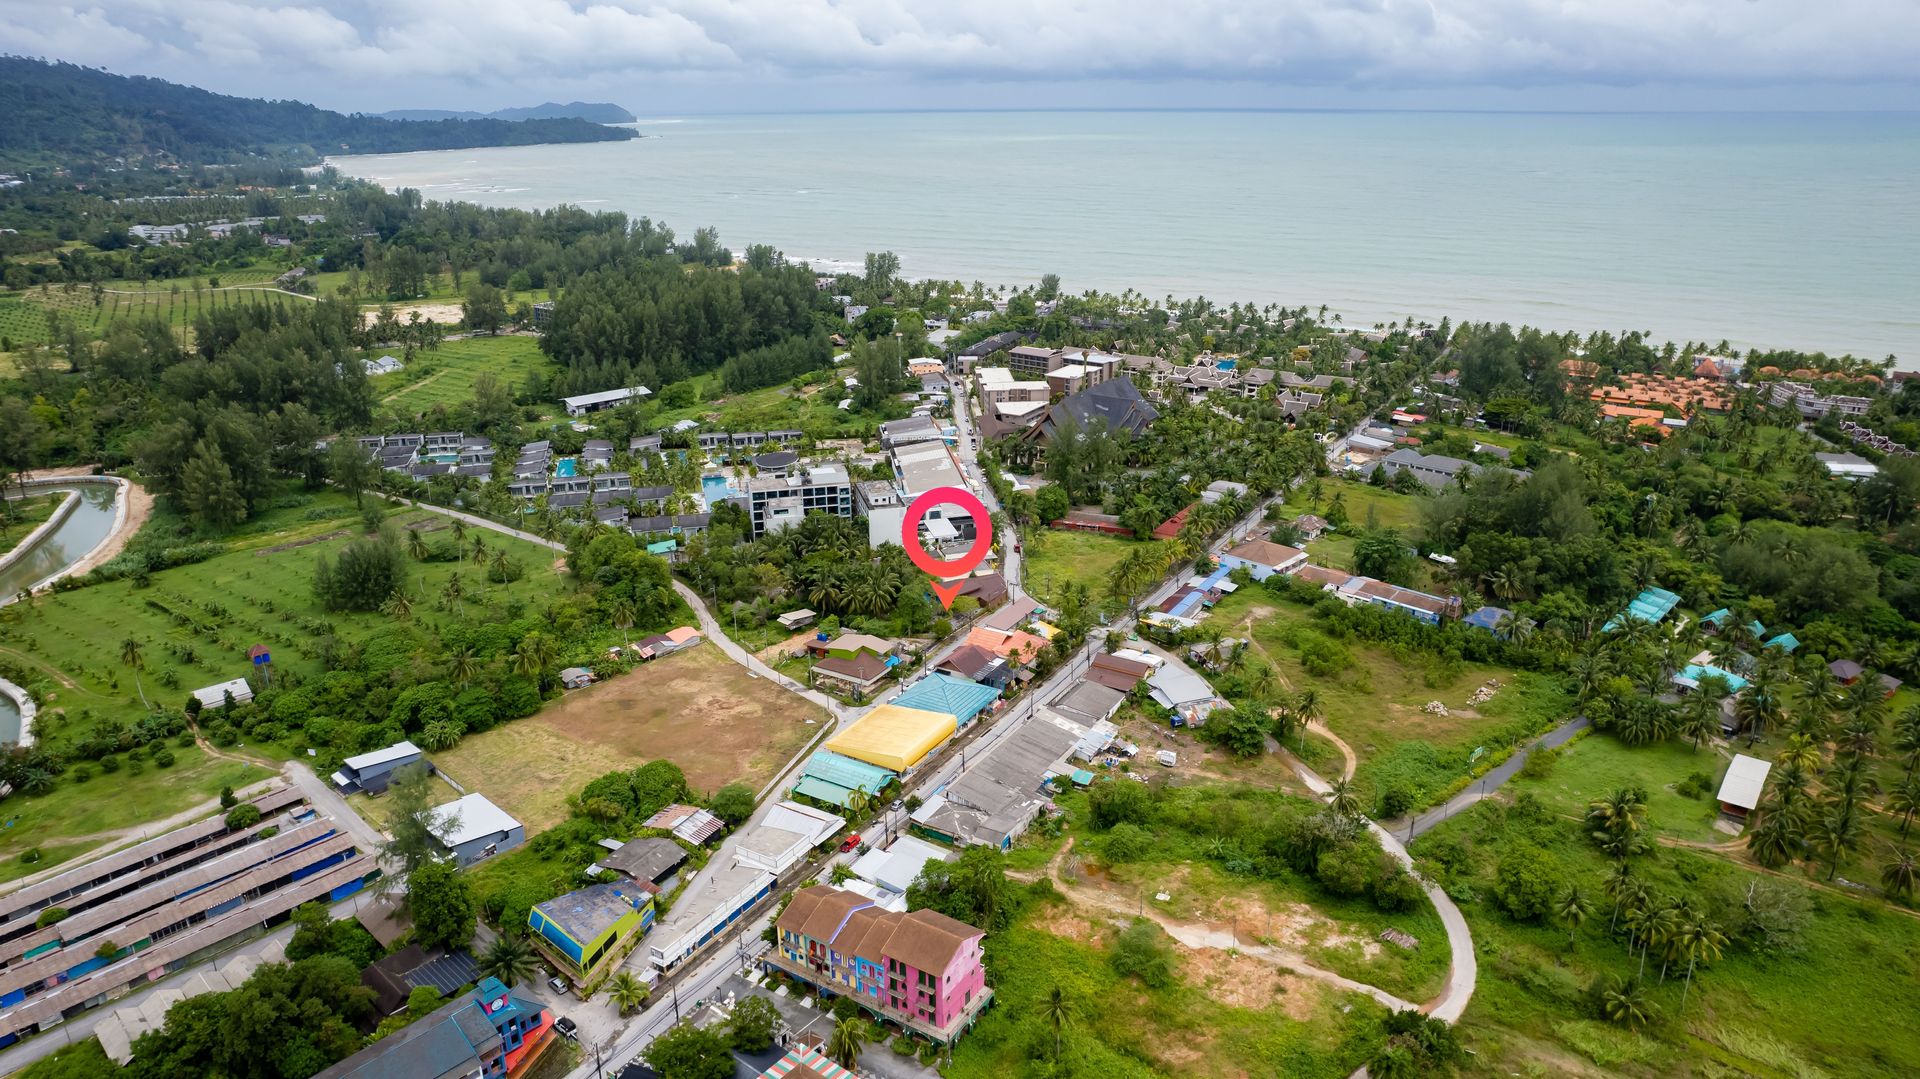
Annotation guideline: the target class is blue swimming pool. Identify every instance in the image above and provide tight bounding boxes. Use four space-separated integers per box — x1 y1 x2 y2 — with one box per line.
555 457 579 478
701 474 736 507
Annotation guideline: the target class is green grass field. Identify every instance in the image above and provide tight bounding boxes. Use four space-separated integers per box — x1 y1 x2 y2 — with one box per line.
1208 589 1571 811
1 493 66 547
1416 799 1920 1078
1508 733 1730 845
372 335 561 415
0 745 272 876
647 364 908 437
1024 528 1150 609
3 491 567 735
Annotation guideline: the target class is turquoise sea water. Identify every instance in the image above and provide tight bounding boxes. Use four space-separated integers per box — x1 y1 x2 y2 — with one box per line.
333 110 1920 360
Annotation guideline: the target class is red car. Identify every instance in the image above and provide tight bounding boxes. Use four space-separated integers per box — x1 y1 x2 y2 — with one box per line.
839 833 862 852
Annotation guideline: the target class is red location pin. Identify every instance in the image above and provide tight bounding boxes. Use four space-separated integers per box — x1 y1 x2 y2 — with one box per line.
901 485 994 610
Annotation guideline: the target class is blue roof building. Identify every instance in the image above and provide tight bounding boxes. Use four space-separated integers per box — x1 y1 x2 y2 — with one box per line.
313 976 553 1079
893 673 1001 726
1673 663 1749 693
1766 632 1801 652
1602 587 1682 633
794 751 896 809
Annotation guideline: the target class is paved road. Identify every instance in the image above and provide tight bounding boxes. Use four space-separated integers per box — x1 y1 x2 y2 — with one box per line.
1392 715 1592 842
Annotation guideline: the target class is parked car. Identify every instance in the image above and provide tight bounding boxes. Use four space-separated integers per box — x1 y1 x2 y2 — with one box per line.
839 832 862 852
555 1016 578 1040
547 975 569 995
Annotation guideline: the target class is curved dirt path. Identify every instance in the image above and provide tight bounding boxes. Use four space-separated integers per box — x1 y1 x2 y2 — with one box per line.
1038 838 1422 1013
1310 722 1358 782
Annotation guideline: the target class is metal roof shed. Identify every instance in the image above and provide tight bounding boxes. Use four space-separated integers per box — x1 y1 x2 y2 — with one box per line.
1717 754 1772 815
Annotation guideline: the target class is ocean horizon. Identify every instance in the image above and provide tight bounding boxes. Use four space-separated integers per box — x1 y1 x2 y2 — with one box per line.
333 109 1920 362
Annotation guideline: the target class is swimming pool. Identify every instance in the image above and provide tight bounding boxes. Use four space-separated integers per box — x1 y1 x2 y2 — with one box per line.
555 457 579 478
701 475 736 508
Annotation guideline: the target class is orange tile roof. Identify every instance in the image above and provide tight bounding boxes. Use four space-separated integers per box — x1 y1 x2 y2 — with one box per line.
965 627 1048 664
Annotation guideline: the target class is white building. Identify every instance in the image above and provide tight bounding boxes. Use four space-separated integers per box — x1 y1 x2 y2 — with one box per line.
559 386 652 417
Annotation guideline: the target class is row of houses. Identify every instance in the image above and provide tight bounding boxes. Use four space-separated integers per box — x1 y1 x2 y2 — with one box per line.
355 431 496 481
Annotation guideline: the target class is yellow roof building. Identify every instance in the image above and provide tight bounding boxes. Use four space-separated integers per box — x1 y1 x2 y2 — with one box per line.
826 704 957 772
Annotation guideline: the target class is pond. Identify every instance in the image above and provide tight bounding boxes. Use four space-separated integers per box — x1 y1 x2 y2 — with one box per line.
0 482 121 603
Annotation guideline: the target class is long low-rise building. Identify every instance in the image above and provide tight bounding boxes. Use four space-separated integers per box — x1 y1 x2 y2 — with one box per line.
0 787 374 1049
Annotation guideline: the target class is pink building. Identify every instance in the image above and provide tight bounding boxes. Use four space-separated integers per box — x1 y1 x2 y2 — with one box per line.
770 886 992 1044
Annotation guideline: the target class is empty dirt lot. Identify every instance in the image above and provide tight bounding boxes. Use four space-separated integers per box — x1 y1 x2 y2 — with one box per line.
434 644 827 829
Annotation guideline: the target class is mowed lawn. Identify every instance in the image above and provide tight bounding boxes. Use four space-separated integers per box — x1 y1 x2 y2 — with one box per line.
0 746 274 880
371 335 561 415
1024 528 1148 608
1508 733 1731 845
432 644 825 830
3 494 567 727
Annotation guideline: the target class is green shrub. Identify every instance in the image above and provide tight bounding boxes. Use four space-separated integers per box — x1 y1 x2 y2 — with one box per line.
1518 746 1559 780
19 848 42 865
154 749 176 768
891 1035 915 1056
1675 771 1714 799
35 906 66 929
224 804 263 830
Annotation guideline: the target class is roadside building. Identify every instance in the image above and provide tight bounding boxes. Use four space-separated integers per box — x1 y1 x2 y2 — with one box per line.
1084 652 1152 693
311 976 554 1079
430 792 524 867
645 864 775 972
892 672 1002 726
811 650 896 697
848 836 952 897
1217 538 1308 581
934 644 1012 690
528 882 655 983
331 741 424 795
642 804 726 846
0 788 373 1049
766 886 991 1046
826 704 958 772
591 837 687 891
795 751 896 810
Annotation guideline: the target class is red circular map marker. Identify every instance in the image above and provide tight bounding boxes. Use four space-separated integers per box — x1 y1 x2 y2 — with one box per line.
901 485 993 609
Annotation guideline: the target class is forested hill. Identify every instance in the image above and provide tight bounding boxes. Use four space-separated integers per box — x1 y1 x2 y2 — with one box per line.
0 58 636 170
380 102 637 123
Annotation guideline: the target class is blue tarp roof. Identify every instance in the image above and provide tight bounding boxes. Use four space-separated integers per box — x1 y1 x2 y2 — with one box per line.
794 776 864 808
1463 606 1510 630
893 673 1000 724
1169 592 1205 619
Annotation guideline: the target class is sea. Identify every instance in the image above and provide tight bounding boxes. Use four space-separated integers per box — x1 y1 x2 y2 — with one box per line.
331 110 1920 362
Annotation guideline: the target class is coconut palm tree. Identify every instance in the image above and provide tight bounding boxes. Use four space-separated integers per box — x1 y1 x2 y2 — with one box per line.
441 573 465 615
383 588 415 622
1556 885 1592 945
1676 915 1725 1010
447 647 479 688
511 632 555 684
119 637 149 710
1326 778 1362 821
607 971 649 1015
1816 801 1864 881
405 527 430 561
450 519 467 547
478 933 537 987
1882 848 1919 903
1889 776 1920 839
826 1015 867 1069
1041 985 1076 1061
1603 977 1653 1030
1776 734 1824 773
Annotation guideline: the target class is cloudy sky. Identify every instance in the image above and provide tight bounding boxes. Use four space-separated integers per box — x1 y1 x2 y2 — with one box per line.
6 0 1918 114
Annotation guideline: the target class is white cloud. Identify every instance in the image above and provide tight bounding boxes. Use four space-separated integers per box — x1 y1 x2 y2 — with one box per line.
3 0 1916 106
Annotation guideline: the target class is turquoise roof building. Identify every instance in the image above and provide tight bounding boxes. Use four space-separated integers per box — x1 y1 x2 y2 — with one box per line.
892 673 1000 726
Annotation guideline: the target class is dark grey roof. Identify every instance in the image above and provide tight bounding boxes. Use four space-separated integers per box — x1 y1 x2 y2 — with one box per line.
1036 378 1159 440
957 330 1029 357
547 491 588 509
405 951 481 997
600 837 687 883
754 450 799 470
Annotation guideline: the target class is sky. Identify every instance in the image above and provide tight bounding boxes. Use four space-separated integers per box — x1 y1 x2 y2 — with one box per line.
5 0 1919 115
